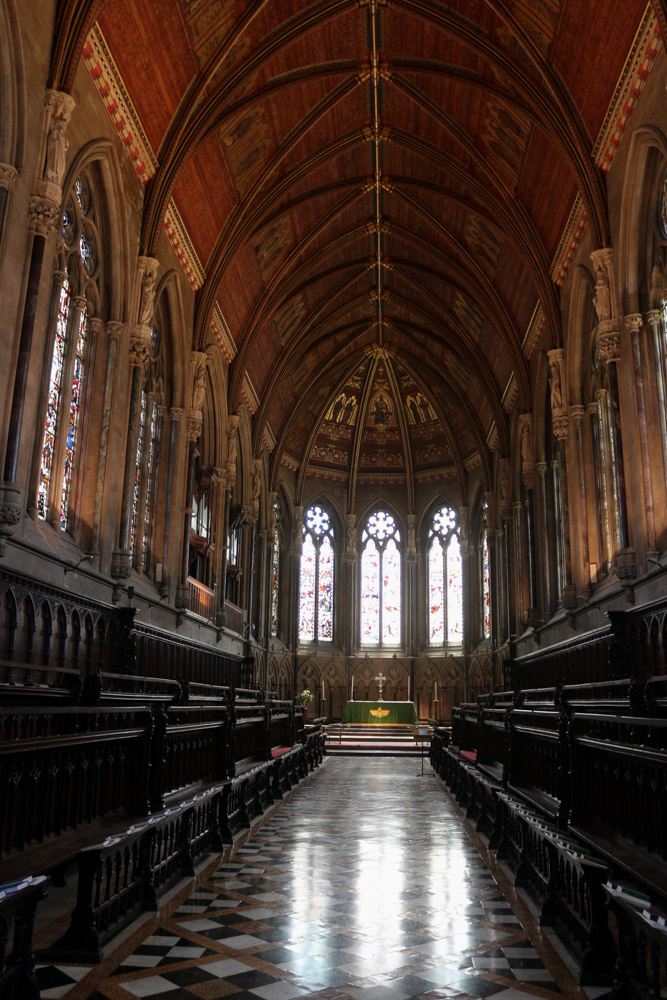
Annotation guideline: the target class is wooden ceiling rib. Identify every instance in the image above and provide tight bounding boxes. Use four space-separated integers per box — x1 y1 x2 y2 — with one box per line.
54 0 650 508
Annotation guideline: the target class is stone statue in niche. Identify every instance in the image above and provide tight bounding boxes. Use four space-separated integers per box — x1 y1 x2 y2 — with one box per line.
45 118 69 187
521 421 532 465
192 364 207 411
138 268 157 328
252 462 261 504
593 271 611 323
549 356 563 412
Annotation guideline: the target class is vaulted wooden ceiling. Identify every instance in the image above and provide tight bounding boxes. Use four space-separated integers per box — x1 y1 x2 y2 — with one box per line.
54 0 652 507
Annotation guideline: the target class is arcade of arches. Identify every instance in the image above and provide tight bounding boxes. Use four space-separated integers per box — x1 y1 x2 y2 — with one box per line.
5 0 667 714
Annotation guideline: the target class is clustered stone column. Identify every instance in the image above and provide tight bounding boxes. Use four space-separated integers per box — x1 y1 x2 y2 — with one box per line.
175 352 209 615
625 313 657 560
520 412 539 625
91 321 124 567
548 348 576 610
592 248 635 591
570 404 591 593
0 163 18 243
218 415 240 627
1 90 75 555
113 256 158 597
499 457 512 638
646 308 667 489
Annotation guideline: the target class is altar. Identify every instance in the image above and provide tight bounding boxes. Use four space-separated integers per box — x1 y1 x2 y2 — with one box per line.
342 701 419 725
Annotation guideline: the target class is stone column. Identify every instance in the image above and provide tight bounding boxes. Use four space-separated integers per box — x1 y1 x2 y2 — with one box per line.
587 401 607 579
512 500 524 630
646 309 667 490
626 313 657 559
176 415 201 615
519 413 539 624
343 513 358 655
133 391 156 571
553 415 575 610
570 404 591 591
26 267 68 521
406 513 417 655
113 256 158 592
1 91 75 554
90 320 123 566
499 457 512 639
0 163 18 244
161 407 182 597
535 462 551 615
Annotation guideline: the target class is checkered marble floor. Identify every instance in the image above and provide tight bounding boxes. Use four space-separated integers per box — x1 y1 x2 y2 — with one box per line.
39 759 586 1000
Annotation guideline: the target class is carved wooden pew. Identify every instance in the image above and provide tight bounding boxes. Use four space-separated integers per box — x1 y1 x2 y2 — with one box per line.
603 882 667 1000
0 875 49 999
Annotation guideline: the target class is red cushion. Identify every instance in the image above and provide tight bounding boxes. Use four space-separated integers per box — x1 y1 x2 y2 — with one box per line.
460 750 477 763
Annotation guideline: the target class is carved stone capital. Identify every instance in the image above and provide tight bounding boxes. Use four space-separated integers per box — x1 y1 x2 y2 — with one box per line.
597 325 621 364
535 461 548 475
129 332 152 368
45 89 76 125
552 411 569 440
590 247 613 273
28 179 61 236
106 320 124 342
0 163 18 189
586 401 598 416
646 309 662 327
569 404 585 421
522 464 536 490
624 312 644 335
137 255 159 279
110 547 132 581
0 481 22 555
616 547 637 585
87 316 104 338
169 406 183 422
186 408 203 441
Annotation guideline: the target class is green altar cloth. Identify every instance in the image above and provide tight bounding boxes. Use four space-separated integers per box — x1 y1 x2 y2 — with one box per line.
342 700 418 725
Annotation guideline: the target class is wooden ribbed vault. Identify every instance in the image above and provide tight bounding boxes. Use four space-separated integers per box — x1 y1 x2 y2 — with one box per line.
51 0 653 507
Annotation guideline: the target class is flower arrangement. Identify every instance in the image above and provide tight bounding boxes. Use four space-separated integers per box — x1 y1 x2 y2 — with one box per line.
295 688 314 707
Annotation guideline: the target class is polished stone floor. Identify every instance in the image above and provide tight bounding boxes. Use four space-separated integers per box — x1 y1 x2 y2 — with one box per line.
36 759 585 1000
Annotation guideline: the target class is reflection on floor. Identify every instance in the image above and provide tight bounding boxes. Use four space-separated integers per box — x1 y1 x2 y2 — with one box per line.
36 758 589 1000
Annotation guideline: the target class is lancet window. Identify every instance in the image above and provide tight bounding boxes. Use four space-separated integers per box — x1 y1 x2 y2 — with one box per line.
271 498 281 638
298 505 335 642
38 171 99 531
481 502 491 640
428 506 463 644
360 510 401 646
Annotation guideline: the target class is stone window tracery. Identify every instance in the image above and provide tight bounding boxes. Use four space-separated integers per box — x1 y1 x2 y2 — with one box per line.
38 170 100 531
428 505 463 645
360 510 401 646
299 505 334 642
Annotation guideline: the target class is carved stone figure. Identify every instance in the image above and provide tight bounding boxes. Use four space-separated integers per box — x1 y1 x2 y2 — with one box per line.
138 268 157 327
45 118 69 187
520 417 532 465
594 271 611 323
192 364 207 411
227 415 240 468
252 460 261 503
548 350 563 412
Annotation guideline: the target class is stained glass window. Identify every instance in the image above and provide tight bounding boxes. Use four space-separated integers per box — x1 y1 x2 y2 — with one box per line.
298 505 335 642
482 530 491 640
360 510 401 646
38 278 70 520
38 169 100 533
130 391 147 552
60 303 87 528
271 528 280 637
142 402 158 570
428 505 464 645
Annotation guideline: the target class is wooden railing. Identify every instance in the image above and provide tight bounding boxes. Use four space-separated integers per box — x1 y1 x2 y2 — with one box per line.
0 686 308 882
0 875 49 998
187 576 216 620
40 731 325 963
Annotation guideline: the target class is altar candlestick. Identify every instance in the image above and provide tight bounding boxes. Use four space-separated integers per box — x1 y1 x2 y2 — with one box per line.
408 676 410 700
322 678 325 700
434 681 438 701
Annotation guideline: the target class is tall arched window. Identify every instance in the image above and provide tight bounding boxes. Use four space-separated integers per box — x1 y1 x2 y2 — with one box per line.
38 172 99 531
481 500 491 640
271 497 281 638
299 505 334 642
428 506 463 644
360 510 401 646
